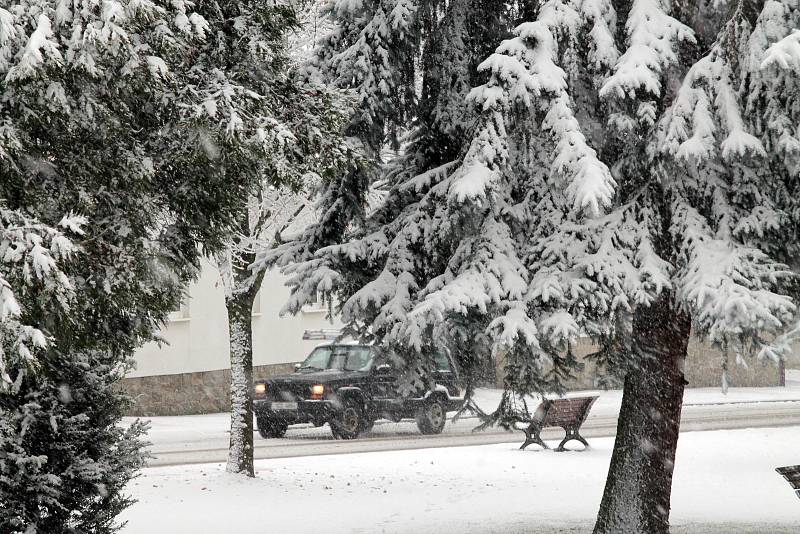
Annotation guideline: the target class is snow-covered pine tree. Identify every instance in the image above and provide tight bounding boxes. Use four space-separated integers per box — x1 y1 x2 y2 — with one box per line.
212 0 355 477
591 3 800 531
261 0 514 395
267 0 800 532
0 1 293 530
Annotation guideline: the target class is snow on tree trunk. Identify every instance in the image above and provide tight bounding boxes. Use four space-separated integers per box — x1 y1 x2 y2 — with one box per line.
226 280 258 478
593 292 691 534
223 242 265 478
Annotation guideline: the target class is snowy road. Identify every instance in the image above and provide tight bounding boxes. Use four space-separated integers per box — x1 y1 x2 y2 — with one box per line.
137 386 800 466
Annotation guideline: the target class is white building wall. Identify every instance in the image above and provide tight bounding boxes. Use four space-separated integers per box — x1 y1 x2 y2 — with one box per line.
128 260 339 378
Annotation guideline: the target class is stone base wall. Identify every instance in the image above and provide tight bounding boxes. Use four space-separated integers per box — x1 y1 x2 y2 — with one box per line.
683 337 782 387
495 336 783 390
120 362 296 417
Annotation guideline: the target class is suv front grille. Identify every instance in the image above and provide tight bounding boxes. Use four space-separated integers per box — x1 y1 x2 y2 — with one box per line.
266 381 311 402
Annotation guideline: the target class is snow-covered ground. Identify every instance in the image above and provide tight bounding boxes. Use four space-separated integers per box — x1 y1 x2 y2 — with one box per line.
121 425 800 534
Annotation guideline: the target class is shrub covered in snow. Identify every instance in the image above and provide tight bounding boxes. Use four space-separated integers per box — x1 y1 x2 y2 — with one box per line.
0 0 310 530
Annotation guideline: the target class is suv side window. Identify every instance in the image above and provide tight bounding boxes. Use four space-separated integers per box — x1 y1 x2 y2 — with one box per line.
434 352 452 372
345 347 372 371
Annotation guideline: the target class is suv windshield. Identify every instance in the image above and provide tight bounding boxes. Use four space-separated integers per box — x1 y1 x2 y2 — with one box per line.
299 346 373 372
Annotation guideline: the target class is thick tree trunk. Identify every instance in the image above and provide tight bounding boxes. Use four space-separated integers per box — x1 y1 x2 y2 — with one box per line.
593 292 692 534
226 289 257 477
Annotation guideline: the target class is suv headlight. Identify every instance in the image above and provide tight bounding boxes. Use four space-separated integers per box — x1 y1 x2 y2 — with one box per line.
310 384 325 400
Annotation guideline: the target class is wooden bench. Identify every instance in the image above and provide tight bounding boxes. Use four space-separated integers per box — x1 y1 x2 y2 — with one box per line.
776 465 800 499
516 396 598 452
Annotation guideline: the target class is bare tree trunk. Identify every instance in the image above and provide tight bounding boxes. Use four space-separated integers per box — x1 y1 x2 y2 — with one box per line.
226 289 255 476
225 252 265 477
593 292 692 534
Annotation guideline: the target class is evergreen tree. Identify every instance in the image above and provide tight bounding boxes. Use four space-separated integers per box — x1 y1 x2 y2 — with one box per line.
0 0 289 530
0 208 84 390
261 0 512 393
267 1 800 533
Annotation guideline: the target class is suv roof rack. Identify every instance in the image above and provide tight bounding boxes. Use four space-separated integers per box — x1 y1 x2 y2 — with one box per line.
302 329 343 341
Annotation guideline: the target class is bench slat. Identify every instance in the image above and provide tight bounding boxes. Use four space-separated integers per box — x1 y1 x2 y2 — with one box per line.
542 397 596 426
776 465 800 477
776 465 800 498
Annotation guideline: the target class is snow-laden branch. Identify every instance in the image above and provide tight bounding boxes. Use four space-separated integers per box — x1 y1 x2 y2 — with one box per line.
600 0 694 100
761 29 800 70
672 202 795 342
458 2 617 216
0 208 84 388
663 52 766 162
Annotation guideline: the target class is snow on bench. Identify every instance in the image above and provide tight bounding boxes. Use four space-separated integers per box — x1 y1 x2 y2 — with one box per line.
776 465 800 499
516 396 598 452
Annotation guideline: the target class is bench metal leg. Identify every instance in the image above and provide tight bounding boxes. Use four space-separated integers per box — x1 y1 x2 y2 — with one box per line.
555 428 589 452
520 424 548 450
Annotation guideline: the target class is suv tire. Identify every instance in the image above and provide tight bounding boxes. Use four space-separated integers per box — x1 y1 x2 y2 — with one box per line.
361 418 375 433
331 399 364 440
257 416 288 439
416 397 447 435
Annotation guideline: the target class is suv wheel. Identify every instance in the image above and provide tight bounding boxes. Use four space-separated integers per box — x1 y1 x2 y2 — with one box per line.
416 397 447 435
331 400 364 440
256 416 288 439
361 418 375 433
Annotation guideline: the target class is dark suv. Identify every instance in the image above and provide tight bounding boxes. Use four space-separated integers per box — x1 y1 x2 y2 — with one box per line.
253 344 463 439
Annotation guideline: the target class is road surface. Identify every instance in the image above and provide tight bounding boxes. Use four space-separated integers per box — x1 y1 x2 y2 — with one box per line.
144 398 800 466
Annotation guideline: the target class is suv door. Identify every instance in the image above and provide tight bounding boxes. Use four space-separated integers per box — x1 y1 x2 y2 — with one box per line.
432 351 458 393
369 350 401 413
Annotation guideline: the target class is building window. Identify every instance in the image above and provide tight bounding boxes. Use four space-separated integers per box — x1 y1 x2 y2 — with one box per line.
168 298 190 322
302 289 329 314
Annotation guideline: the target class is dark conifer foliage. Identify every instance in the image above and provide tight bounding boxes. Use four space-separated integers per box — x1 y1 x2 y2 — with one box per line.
264 1 800 532
0 1 318 530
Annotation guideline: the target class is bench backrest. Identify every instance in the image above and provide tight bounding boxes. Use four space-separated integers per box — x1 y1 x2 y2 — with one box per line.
537 396 598 428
